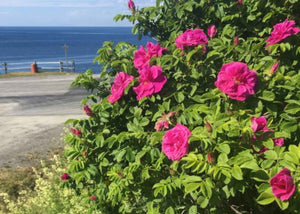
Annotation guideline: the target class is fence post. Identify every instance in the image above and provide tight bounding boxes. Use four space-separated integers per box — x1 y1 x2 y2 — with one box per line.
3 62 7 74
59 61 63 72
71 60 75 73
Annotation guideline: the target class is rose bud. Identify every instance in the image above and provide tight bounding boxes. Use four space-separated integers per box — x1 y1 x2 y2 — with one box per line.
234 36 239 46
207 153 215 163
205 122 212 133
128 0 135 10
61 173 70 181
207 25 217 38
90 196 97 201
83 105 93 116
270 62 279 74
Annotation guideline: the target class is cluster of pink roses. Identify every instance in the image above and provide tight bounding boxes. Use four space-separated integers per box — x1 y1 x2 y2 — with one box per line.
108 42 167 103
133 42 167 100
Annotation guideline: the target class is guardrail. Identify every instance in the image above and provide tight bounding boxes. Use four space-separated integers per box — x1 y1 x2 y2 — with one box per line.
1 60 75 74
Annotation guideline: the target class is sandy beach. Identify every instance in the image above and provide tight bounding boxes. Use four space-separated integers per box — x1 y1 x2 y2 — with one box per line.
0 74 90 168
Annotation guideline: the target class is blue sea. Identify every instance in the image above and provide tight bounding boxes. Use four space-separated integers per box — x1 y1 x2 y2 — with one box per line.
0 27 152 74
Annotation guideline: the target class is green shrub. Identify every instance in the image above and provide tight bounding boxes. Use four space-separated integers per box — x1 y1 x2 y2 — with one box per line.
65 0 300 213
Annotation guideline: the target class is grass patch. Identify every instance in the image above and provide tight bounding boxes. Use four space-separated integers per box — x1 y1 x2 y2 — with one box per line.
0 71 75 79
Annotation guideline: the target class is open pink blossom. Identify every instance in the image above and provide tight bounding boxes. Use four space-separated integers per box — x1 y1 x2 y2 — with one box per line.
162 123 191 161
133 42 167 70
133 65 167 100
270 62 279 74
270 168 295 201
251 116 270 132
266 19 300 47
215 62 257 101
237 0 242 5
108 72 134 104
207 25 217 38
175 29 208 50
127 0 135 10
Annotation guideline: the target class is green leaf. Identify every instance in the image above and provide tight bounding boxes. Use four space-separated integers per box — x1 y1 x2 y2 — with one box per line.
264 150 278 160
284 103 300 114
165 207 175 214
259 91 275 101
284 152 299 165
174 92 185 103
189 205 197 214
275 198 289 210
232 166 243 180
257 191 275 205
185 182 201 193
216 144 230 154
197 196 209 208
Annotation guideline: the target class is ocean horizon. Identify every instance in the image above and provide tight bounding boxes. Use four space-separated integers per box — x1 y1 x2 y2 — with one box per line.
0 26 152 74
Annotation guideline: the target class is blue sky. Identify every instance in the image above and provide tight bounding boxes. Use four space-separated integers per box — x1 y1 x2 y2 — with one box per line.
0 0 155 26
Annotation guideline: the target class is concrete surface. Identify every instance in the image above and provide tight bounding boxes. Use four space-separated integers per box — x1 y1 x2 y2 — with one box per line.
0 74 91 168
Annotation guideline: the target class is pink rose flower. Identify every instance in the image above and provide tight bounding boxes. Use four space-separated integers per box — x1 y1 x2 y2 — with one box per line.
162 123 191 161
90 196 97 201
270 62 279 74
133 65 167 100
61 173 70 181
207 25 217 38
237 0 242 5
266 19 300 47
108 72 134 104
234 36 239 46
270 168 295 201
83 105 93 116
273 138 284 146
175 29 208 50
127 0 135 10
215 62 258 101
133 42 167 70
251 116 269 132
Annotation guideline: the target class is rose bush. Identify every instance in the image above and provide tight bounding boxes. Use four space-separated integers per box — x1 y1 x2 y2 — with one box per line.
65 0 300 213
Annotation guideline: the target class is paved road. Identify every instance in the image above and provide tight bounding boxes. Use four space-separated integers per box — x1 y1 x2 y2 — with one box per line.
0 74 91 168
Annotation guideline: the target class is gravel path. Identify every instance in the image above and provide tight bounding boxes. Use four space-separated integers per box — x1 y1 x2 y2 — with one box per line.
0 74 90 168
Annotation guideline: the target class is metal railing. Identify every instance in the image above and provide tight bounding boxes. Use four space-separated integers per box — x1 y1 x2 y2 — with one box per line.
1 60 75 74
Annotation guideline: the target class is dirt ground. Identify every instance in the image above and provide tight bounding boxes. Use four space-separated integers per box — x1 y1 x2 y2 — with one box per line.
0 74 91 168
